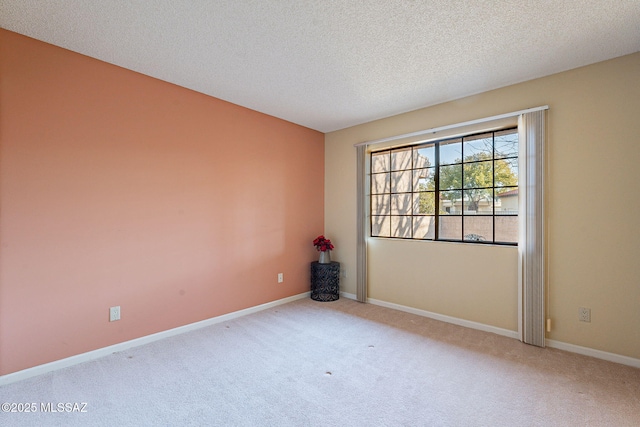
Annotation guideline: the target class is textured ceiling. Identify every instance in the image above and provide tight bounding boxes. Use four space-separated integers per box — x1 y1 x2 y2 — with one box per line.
1 1 639 132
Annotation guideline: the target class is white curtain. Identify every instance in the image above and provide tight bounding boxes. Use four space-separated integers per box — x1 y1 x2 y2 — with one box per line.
356 144 367 302
519 110 546 347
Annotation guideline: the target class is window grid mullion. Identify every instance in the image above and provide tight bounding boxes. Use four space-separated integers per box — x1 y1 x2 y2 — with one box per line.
410 147 414 239
461 136 465 241
388 151 391 237
492 133 496 243
434 142 440 240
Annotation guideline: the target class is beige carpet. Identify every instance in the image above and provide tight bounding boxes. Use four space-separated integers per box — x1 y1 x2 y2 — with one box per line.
1 297 638 426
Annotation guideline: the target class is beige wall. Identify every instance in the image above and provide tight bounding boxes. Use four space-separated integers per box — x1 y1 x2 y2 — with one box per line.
326 52 640 359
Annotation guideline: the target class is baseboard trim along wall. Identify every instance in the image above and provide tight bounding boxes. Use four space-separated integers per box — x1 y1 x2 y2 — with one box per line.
546 339 640 369
0 292 310 386
364 296 520 340
4 291 638 386
339 292 640 369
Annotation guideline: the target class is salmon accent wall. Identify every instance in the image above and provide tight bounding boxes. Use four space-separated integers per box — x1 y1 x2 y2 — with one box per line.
0 29 324 375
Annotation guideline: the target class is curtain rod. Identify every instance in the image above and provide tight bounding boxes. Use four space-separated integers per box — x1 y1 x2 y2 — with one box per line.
354 105 549 147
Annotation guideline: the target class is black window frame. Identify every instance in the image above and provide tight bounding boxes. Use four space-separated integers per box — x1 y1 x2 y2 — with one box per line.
370 128 519 245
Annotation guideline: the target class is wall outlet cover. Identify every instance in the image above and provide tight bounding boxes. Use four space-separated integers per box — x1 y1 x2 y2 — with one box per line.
578 307 591 322
110 306 121 322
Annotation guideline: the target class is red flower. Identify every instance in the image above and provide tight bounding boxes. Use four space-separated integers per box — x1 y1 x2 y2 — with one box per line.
313 235 334 251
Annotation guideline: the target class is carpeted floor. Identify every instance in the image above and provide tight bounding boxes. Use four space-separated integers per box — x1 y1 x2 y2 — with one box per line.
1 297 639 426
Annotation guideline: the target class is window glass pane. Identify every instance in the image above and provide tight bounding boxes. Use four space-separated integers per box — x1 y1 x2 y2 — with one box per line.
391 148 412 171
370 128 518 245
414 192 435 215
413 215 435 239
464 216 492 241
496 188 518 214
463 161 493 188
495 215 518 243
463 133 492 160
372 216 391 237
371 195 390 215
495 157 518 187
413 145 435 168
440 190 462 215
439 216 462 240
371 172 389 194
439 139 462 165
495 130 518 159
391 170 412 193
413 167 435 191
463 189 493 214
439 164 462 189
371 151 390 173
391 194 412 215
391 216 412 238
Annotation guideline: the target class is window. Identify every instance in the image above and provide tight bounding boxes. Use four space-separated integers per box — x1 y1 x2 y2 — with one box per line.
370 128 518 244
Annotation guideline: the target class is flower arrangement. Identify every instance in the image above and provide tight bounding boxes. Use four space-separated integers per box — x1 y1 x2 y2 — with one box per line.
313 235 334 252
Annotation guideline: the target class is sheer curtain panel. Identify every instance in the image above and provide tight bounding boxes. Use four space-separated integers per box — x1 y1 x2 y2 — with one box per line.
519 110 546 347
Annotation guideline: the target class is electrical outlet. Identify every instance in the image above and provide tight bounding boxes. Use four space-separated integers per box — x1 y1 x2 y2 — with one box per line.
578 307 591 322
277 273 283 283
110 306 121 322
341 269 347 278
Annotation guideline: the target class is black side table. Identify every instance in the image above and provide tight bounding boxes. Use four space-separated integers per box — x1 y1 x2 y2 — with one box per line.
310 261 340 301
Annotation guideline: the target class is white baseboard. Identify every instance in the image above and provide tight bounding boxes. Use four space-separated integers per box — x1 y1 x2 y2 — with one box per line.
343 294 640 369
546 339 640 369
0 292 310 386
4 291 637 386
340 291 357 300
365 297 520 340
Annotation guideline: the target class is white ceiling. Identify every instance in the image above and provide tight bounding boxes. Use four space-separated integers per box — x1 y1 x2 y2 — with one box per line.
1 1 639 132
